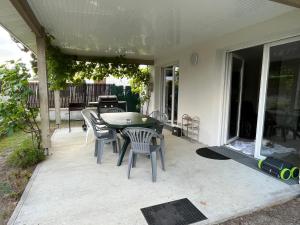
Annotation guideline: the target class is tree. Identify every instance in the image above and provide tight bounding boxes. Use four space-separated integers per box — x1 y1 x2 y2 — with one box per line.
0 60 41 149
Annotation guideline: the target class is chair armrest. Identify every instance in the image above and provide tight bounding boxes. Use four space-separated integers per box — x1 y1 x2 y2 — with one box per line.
96 126 114 132
153 133 164 143
156 133 165 150
95 124 107 130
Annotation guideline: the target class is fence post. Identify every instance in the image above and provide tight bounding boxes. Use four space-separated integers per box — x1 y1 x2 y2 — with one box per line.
54 90 61 127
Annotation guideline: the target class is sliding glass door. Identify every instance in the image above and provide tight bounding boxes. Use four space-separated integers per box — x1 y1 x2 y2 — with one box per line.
256 39 300 164
224 37 300 166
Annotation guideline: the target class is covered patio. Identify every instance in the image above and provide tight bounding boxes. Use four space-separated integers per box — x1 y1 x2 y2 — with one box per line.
1 0 300 224
8 128 300 225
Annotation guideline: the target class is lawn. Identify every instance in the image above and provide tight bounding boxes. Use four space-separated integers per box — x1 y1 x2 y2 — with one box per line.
0 131 31 154
0 131 33 225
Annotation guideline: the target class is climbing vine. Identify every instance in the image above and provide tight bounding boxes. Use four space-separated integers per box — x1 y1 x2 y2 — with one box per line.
44 36 151 109
11 35 152 109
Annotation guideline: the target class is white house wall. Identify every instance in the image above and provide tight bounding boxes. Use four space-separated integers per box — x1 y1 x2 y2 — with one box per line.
154 10 300 146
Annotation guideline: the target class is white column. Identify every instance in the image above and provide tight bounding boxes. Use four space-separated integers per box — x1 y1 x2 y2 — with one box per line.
36 35 51 150
54 90 61 127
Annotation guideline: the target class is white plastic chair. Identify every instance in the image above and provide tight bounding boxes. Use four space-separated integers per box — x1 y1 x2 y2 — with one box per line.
81 109 96 143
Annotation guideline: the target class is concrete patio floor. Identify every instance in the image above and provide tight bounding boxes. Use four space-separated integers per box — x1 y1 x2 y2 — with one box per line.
8 127 300 225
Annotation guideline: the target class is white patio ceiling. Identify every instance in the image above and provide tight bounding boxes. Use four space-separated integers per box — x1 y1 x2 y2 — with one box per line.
0 0 296 60
0 0 36 52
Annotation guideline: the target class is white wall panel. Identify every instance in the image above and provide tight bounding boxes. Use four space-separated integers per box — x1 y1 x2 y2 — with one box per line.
154 10 300 146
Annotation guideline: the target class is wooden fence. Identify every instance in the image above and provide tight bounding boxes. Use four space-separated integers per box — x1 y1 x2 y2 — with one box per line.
24 82 140 111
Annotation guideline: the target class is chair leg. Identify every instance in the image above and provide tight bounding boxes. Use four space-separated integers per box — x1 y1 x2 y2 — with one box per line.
117 137 121 155
112 141 117 153
85 127 89 143
152 137 157 145
150 151 157 182
116 137 120 153
127 150 134 179
94 140 98 157
97 141 104 164
159 148 165 171
132 153 137 168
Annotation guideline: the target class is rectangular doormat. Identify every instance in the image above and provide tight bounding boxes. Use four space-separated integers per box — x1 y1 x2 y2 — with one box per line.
141 198 207 225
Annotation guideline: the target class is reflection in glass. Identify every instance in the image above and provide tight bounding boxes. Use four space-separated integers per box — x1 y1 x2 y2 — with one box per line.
164 67 173 122
163 66 179 125
228 57 243 140
263 40 300 167
174 66 179 124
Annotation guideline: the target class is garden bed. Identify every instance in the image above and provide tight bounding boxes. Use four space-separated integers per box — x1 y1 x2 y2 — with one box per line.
0 131 34 225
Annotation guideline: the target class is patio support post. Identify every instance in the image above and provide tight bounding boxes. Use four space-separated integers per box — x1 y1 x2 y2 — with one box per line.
36 34 51 152
54 90 61 127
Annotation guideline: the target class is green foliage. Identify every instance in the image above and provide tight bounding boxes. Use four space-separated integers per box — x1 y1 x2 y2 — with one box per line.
46 36 75 90
0 61 41 149
0 182 12 197
7 139 45 169
130 67 151 113
45 36 151 109
10 35 152 110
0 131 31 155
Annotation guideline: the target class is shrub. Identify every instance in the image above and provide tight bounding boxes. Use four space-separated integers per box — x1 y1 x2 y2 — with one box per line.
0 61 41 149
7 139 45 168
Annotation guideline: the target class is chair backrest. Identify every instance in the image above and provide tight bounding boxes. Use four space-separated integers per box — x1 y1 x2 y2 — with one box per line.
81 109 93 129
90 109 107 124
123 127 157 153
149 110 168 124
89 112 109 137
81 109 106 137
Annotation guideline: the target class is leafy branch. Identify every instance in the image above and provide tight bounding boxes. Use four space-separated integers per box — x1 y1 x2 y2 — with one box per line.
45 36 151 109
0 61 42 149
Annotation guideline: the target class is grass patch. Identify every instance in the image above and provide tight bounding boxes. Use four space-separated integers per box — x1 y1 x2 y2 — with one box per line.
0 131 31 155
0 131 44 225
0 182 13 198
7 139 45 169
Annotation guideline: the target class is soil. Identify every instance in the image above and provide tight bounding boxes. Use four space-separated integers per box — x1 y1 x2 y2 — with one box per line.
0 147 34 225
217 196 300 225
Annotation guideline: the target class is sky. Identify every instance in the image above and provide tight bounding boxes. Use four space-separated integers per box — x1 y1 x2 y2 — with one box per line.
0 25 32 67
0 25 131 85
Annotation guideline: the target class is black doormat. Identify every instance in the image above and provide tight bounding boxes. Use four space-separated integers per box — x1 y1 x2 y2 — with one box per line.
196 148 230 160
141 198 207 225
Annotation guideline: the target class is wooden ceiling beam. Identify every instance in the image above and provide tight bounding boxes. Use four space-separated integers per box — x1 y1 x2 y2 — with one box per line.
73 55 154 65
270 0 300 8
9 0 44 37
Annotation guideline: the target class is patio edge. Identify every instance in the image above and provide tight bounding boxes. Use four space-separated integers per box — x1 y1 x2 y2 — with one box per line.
7 162 42 225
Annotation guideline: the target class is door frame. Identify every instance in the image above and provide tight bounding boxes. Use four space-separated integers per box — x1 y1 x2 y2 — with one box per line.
161 64 179 126
224 53 245 144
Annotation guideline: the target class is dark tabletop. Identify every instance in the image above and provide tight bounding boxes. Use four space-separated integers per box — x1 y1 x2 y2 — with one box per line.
100 112 158 129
